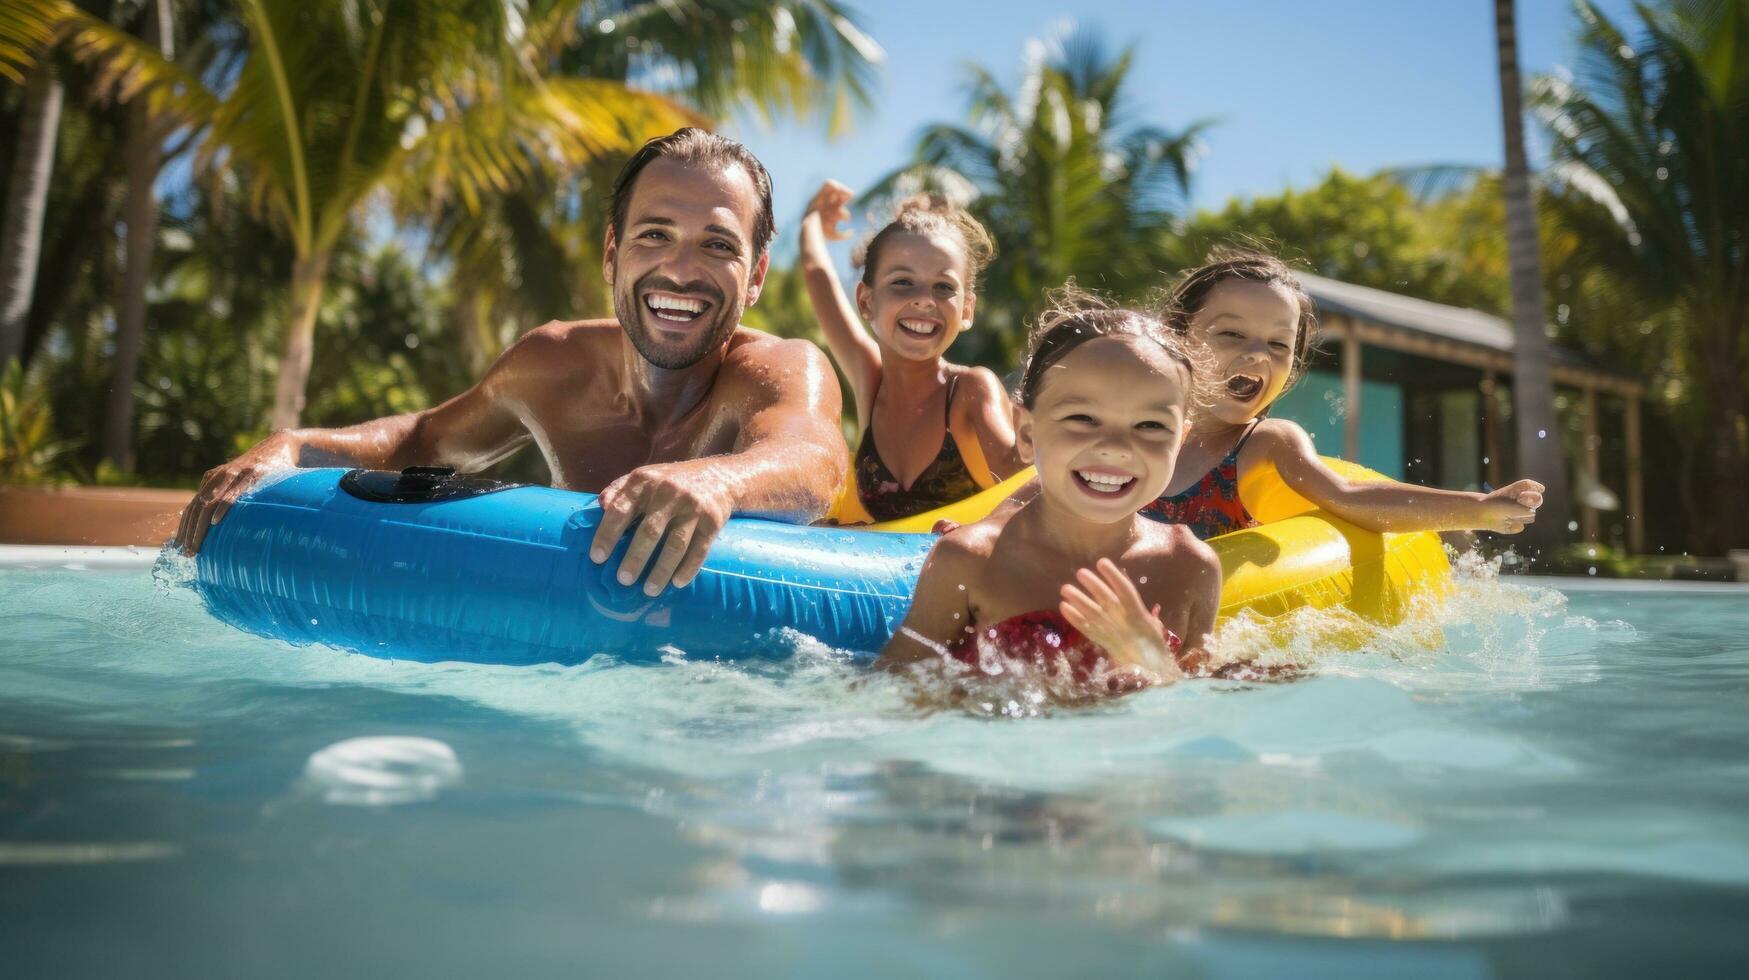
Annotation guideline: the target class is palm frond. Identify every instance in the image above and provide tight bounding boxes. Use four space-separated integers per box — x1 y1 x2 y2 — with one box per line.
556 1 881 136
0 0 68 85
395 76 703 222
63 12 222 125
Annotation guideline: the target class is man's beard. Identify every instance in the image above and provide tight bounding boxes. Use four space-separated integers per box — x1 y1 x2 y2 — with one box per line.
614 270 739 370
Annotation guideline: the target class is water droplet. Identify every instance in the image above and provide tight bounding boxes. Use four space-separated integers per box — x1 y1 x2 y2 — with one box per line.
1538 429 1547 439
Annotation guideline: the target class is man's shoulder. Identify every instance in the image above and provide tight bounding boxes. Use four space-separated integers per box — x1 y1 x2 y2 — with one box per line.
516 318 619 352
489 319 616 379
720 327 832 385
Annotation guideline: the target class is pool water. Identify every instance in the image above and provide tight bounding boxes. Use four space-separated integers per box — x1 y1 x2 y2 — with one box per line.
2 553 1746 978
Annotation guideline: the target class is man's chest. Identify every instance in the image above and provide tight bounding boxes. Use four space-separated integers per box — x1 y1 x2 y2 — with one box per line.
527 411 738 492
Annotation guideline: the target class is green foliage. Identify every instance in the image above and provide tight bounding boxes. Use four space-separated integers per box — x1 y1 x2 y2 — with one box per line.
303 245 470 428
5 0 883 481
1171 168 1509 314
867 22 1209 366
0 358 78 484
1529 0 1749 547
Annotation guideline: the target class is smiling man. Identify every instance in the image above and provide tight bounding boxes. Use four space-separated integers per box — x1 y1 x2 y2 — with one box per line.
174 129 847 595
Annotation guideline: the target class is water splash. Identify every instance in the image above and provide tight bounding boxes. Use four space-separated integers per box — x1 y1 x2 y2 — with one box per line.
302 736 463 806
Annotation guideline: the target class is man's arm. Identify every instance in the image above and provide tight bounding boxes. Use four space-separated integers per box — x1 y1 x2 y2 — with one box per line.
590 336 848 595
173 328 545 553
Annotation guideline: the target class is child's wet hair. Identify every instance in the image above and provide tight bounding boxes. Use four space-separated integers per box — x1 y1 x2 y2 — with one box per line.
1017 284 1212 410
1169 248 1319 389
853 194 996 289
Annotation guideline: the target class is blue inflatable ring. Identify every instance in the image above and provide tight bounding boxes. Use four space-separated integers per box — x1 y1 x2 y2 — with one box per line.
195 468 933 664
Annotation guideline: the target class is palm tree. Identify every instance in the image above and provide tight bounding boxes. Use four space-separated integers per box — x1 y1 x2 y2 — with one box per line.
413 0 883 372
67 1 706 430
0 0 71 368
1494 0 1573 552
73 0 880 431
866 22 1209 364
1530 0 1749 549
100 0 175 472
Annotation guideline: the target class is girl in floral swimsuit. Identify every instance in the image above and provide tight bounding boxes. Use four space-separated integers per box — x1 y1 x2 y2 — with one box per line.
1145 250 1548 540
801 182 1024 522
878 289 1266 699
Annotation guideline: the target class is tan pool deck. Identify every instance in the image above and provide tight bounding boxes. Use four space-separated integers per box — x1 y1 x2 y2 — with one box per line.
0 485 191 547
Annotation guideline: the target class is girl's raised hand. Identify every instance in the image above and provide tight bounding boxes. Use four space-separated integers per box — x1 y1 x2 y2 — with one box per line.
807 180 855 242
1060 558 1183 681
1479 478 1545 534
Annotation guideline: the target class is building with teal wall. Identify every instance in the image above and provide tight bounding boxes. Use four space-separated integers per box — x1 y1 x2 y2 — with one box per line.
1292 275 1644 549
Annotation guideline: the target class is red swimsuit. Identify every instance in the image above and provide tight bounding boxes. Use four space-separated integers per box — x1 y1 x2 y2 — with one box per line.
949 608 1292 689
949 609 1180 688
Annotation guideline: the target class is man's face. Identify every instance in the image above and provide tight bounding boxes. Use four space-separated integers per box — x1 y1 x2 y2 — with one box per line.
604 157 770 370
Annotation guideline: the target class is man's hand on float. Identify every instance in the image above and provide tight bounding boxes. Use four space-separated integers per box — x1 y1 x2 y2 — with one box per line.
174 435 297 555
590 460 735 596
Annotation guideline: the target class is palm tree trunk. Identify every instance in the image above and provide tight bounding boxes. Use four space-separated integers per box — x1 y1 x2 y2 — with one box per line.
1494 0 1572 555
269 251 331 431
0 63 63 367
101 0 175 472
1698 307 1746 549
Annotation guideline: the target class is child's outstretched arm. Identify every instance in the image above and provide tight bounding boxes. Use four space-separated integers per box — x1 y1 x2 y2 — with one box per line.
1059 559 1185 683
799 180 881 427
1257 421 1545 534
875 532 976 670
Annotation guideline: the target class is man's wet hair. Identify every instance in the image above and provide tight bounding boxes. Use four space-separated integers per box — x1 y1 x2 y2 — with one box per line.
609 128 776 259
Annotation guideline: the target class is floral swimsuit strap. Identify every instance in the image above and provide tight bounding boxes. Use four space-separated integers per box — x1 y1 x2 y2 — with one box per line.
1141 419 1263 540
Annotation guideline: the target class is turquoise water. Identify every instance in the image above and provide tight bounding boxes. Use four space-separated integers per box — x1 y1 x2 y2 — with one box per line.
2 554 1747 978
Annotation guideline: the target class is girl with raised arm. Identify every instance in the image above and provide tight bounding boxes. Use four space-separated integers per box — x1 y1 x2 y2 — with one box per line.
800 182 1022 522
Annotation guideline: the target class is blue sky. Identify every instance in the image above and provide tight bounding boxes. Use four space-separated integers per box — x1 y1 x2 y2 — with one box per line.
721 0 1636 259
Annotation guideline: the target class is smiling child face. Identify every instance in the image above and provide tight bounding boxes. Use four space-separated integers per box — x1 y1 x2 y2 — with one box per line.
856 231 975 362
1187 279 1302 426
1017 335 1191 524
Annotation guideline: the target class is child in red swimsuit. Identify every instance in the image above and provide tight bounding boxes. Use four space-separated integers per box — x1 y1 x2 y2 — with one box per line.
877 289 1243 697
801 182 1024 521
1144 250 1548 540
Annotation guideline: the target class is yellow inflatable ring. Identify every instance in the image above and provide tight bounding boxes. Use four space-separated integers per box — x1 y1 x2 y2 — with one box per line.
828 458 1450 627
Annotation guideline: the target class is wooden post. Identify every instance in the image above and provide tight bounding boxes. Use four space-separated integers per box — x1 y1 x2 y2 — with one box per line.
1480 371 1502 488
1343 324 1362 463
1625 393 1644 553
1581 385 1600 542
